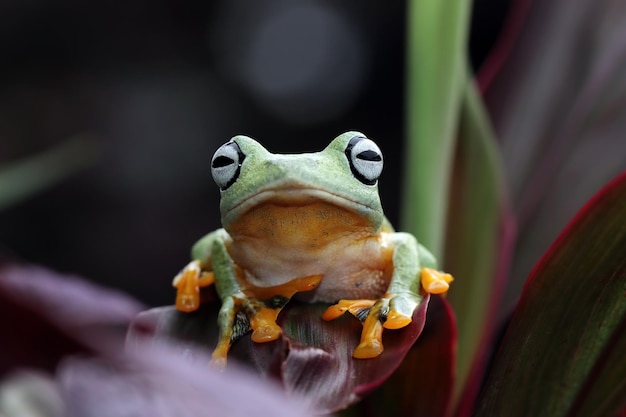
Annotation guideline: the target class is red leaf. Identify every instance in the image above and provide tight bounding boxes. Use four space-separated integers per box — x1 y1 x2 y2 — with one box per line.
473 172 626 417
354 295 457 417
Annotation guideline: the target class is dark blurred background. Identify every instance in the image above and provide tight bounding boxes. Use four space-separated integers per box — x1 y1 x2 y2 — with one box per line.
0 0 509 306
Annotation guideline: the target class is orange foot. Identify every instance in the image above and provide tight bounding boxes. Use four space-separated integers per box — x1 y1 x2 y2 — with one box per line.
323 297 407 359
172 261 215 312
323 283 435 359
420 267 454 294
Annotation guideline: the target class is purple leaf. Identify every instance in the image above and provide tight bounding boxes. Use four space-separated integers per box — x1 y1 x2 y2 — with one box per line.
58 342 315 417
0 264 144 331
484 0 626 311
0 264 144 375
476 0 532 92
0 264 310 417
0 288 84 376
129 296 430 413
0 370 65 417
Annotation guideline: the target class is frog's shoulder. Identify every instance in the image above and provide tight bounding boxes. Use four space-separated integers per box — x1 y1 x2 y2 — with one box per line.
381 216 395 233
191 228 230 262
381 217 438 269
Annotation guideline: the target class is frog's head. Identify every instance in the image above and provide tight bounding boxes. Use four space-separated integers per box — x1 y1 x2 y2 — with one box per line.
211 131 385 235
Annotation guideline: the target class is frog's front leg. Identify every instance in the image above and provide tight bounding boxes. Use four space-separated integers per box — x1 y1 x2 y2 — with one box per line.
172 229 231 313
206 235 249 368
323 233 453 359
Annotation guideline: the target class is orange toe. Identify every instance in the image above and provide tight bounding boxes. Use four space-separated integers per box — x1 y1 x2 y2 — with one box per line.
353 339 384 358
421 267 454 294
384 312 412 329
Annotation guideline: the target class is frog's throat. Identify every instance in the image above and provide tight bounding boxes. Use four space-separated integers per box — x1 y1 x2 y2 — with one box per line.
221 187 381 231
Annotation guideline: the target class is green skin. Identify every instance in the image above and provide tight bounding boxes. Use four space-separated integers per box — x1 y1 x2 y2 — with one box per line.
174 131 438 362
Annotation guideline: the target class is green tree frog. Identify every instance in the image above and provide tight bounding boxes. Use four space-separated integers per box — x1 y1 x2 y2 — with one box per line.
172 132 453 366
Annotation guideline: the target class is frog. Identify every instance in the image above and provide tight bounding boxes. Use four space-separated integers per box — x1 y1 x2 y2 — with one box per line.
172 131 453 367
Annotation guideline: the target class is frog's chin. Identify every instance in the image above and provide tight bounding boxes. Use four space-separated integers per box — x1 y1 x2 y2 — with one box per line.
222 187 380 231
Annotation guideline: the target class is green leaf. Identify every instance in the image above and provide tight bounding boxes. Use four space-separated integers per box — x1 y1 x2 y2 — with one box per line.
473 172 626 417
0 135 98 211
444 80 512 407
401 0 472 259
403 0 508 406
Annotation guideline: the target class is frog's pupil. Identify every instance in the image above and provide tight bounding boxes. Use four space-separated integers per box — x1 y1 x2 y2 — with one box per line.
357 150 382 161
212 155 234 168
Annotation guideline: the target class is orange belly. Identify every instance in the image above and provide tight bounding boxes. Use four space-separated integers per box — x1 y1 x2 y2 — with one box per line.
226 202 394 301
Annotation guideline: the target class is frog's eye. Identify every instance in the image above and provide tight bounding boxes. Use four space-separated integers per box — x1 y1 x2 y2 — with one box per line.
345 136 383 185
211 141 245 190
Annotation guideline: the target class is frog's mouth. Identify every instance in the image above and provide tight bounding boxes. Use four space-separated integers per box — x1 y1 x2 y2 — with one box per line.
222 186 379 232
